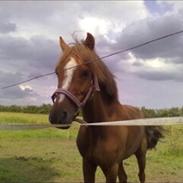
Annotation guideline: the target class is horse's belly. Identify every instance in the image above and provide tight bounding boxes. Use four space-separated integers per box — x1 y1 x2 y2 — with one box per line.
123 126 145 158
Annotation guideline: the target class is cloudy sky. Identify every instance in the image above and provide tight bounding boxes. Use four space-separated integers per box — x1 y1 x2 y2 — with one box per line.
0 1 183 108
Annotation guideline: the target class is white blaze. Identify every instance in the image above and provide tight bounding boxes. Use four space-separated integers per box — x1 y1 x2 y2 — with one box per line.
59 57 78 103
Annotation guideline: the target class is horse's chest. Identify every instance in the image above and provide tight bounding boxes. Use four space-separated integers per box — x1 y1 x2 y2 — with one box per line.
76 127 122 164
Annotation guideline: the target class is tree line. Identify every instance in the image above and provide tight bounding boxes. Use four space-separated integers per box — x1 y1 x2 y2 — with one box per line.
0 104 183 118
0 104 51 114
141 106 183 118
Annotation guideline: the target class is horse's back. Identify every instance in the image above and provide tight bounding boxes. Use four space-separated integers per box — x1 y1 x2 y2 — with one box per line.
120 104 144 120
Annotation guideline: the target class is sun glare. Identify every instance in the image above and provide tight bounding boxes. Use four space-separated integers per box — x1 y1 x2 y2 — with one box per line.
19 85 32 91
79 16 111 35
145 58 167 68
128 52 175 70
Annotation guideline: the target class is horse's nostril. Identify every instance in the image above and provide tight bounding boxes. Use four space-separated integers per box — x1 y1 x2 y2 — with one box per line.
49 112 57 124
63 111 67 119
60 110 68 122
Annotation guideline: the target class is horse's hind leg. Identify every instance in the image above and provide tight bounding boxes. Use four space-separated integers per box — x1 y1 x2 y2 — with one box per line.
135 148 146 183
83 158 97 183
118 161 127 183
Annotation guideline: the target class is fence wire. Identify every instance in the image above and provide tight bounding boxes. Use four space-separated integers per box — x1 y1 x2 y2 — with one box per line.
0 117 183 130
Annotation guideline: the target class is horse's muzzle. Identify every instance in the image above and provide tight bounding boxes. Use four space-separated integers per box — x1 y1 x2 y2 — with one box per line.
49 97 78 129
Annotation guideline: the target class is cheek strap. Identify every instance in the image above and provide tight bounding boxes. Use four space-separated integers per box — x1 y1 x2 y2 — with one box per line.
51 73 100 108
94 73 100 92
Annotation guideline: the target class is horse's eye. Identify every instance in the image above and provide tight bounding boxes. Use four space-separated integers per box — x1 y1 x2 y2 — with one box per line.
80 70 90 78
55 70 59 76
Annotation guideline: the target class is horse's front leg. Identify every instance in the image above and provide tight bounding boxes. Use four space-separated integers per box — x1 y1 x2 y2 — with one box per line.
101 163 119 183
118 161 127 183
83 158 97 183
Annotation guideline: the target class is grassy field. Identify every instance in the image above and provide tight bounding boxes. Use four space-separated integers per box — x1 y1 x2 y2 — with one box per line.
0 112 183 183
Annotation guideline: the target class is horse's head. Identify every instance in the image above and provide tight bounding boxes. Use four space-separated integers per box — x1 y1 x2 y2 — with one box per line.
49 33 100 128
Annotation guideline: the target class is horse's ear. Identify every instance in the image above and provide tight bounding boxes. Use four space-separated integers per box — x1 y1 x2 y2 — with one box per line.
59 36 69 51
84 32 95 50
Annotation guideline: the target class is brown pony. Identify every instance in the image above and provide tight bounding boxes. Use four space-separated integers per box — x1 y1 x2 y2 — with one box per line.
49 33 163 183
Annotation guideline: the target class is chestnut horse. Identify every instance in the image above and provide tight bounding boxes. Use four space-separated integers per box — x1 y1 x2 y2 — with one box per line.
49 33 163 183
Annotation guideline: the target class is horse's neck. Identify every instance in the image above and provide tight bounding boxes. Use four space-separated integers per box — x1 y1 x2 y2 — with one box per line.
82 92 118 123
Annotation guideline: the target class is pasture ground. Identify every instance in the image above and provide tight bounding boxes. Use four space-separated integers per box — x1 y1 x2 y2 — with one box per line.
0 112 183 183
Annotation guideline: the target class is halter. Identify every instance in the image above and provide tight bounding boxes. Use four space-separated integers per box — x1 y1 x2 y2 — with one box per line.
51 74 100 108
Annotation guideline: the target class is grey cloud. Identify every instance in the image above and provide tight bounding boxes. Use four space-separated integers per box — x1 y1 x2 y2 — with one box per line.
124 57 183 82
0 35 59 75
0 1 82 39
0 71 39 99
117 74 183 108
136 69 183 82
0 1 182 108
0 87 41 106
0 22 16 33
0 71 23 88
0 2 58 23
104 9 183 82
115 12 183 60
0 86 35 99
144 1 173 15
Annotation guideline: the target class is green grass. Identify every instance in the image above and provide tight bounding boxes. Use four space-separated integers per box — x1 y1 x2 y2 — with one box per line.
0 112 48 124
0 112 183 183
0 112 78 140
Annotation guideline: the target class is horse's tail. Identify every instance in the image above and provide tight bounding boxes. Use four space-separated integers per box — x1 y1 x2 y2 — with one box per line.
145 126 164 149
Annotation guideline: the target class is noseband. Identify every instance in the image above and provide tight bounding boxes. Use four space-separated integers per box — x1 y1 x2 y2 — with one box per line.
51 74 100 108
